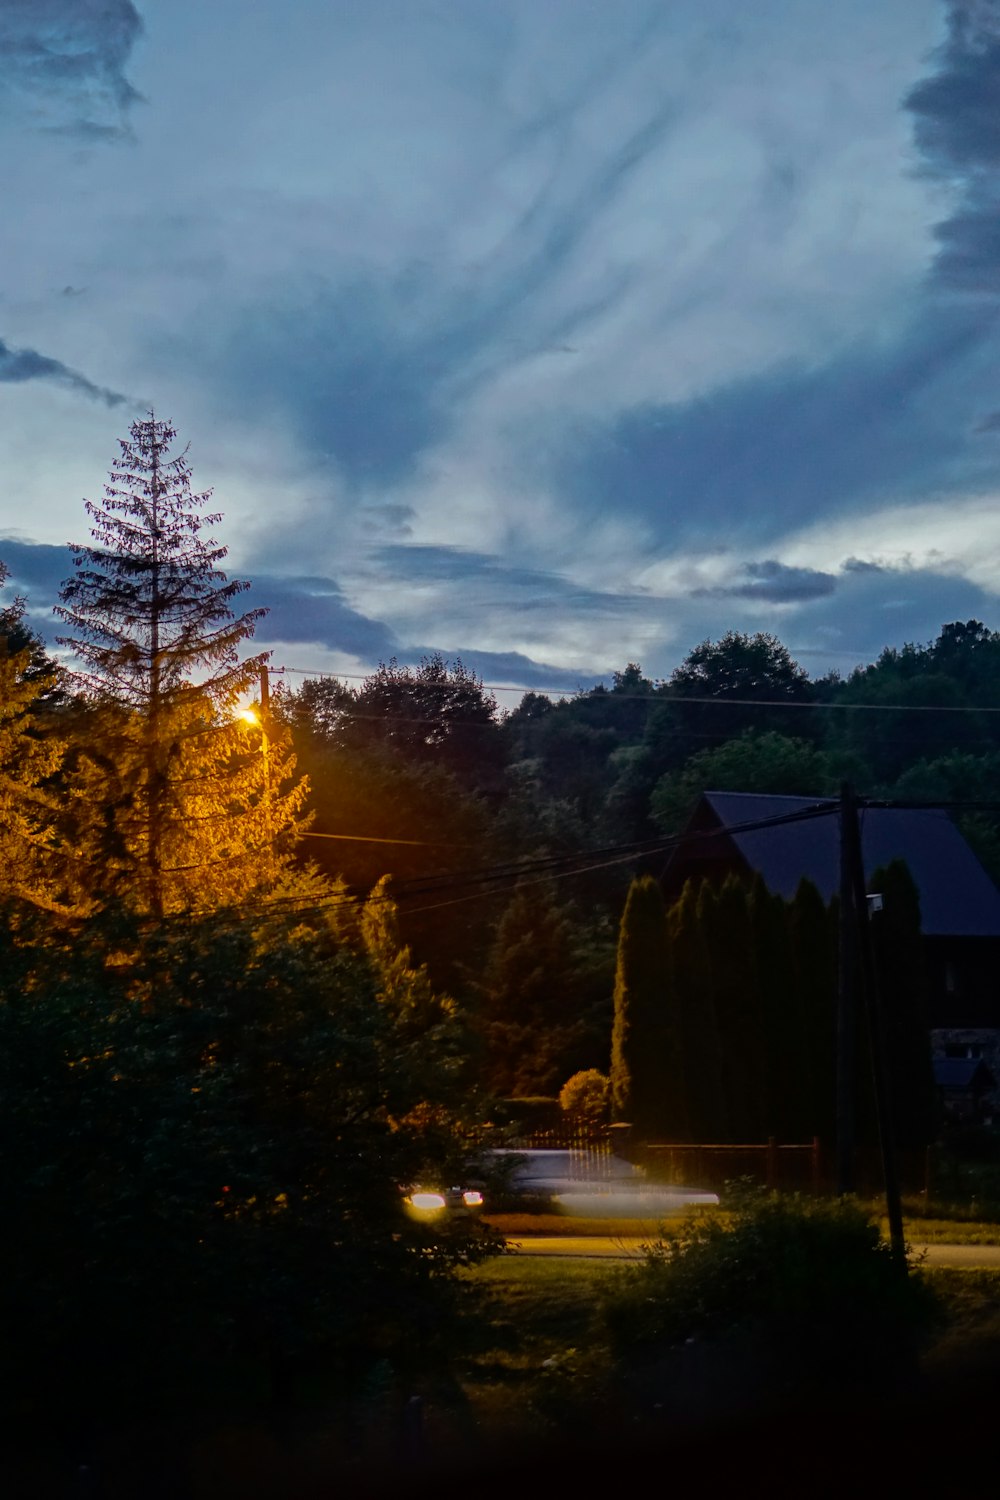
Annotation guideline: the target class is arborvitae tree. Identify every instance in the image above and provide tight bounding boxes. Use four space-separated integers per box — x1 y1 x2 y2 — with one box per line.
611 875 686 1139
667 879 726 1141
55 414 308 916
787 876 838 1143
704 874 767 1141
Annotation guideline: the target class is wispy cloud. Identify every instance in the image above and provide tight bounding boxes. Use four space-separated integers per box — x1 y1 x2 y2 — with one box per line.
247 573 399 659
0 0 144 139
693 560 837 603
0 337 131 406
906 0 1000 292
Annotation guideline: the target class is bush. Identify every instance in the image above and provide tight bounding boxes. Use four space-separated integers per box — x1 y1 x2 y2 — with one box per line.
559 1070 610 1126
927 1131 1000 1216
602 1189 942 1394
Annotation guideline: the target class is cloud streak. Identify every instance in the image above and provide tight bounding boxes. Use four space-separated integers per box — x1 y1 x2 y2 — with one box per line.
0 337 131 407
693 560 837 603
906 0 1000 292
0 0 143 138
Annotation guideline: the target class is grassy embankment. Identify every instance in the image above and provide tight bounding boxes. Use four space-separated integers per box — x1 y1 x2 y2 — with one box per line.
444 1212 1000 1470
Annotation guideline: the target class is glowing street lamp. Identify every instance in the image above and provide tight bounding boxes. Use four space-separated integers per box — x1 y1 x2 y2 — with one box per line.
236 688 272 868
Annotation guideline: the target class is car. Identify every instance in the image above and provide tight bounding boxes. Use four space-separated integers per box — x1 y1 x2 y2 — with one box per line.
402 1183 485 1221
483 1148 719 1217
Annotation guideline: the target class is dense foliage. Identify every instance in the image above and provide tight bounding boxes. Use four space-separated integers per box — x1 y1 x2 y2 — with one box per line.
0 898 501 1442
603 1190 942 1393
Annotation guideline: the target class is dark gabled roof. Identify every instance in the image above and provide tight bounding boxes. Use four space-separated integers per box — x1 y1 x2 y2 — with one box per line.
694 791 1000 939
933 1057 996 1091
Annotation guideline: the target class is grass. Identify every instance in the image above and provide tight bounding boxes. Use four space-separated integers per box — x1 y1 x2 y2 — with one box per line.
485 1198 1000 1245
441 1250 1000 1482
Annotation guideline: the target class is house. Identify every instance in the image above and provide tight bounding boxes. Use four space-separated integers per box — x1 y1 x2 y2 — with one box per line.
933 1056 996 1126
662 791 1000 1107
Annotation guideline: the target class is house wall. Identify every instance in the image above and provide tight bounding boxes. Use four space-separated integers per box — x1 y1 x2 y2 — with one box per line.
925 937 1000 1029
930 1028 1000 1121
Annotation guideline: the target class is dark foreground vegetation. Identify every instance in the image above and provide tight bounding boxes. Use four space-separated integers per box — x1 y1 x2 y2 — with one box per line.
8 1186 1000 1497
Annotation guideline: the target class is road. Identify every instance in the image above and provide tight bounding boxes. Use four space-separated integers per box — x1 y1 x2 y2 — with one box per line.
503 1234 1000 1266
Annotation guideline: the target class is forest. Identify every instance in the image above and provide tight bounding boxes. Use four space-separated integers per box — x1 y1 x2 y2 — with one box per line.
278 618 1000 1111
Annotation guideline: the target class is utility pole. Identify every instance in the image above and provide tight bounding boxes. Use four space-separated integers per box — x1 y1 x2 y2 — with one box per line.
836 784 859 1195
838 785 907 1266
258 663 272 875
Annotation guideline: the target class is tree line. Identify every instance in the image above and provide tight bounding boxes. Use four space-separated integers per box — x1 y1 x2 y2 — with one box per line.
4 414 997 1105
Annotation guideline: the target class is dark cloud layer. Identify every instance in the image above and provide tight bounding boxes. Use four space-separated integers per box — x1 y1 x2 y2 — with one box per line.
370 543 652 618
565 308 995 545
694 559 837 603
906 0 1000 292
791 560 999 665
407 645 601 694
0 0 143 139
0 537 70 597
0 337 130 406
247 574 399 659
217 280 451 488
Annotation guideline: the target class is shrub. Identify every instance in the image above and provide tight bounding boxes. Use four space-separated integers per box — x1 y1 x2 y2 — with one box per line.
602 1189 942 1393
559 1070 610 1127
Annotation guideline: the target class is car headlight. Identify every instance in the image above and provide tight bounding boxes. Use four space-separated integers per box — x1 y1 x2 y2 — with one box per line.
407 1191 447 1212
462 1189 484 1207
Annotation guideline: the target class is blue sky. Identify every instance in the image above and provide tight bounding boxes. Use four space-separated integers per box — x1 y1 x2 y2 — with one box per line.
2 0 999 703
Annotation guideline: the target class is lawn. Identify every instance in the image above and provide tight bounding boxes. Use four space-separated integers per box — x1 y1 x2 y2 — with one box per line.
435 1246 1000 1492
484 1202 1000 1244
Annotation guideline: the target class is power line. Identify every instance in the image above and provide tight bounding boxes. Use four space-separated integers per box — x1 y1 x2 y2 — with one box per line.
270 665 1000 719
300 830 478 848
187 799 843 923
248 793 1000 922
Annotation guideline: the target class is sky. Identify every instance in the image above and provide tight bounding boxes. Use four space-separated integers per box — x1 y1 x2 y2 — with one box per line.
2 0 1000 705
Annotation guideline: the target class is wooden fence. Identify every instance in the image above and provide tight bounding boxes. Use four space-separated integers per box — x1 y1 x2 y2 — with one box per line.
501 1129 936 1196
636 1138 822 1192
504 1126 823 1191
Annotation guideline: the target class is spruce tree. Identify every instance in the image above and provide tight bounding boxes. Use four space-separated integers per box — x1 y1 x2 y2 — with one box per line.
55 414 307 916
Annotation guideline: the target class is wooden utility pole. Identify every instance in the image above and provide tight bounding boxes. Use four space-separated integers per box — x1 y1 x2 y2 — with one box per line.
836 784 859 1195
838 785 907 1265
